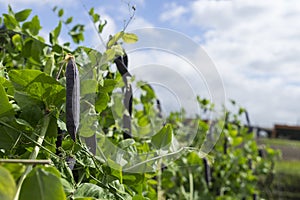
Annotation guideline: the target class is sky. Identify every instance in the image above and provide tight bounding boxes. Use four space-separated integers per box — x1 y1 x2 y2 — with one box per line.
1 0 300 128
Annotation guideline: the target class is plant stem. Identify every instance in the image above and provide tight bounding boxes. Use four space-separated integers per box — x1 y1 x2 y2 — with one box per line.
188 168 194 200
0 159 51 164
157 159 164 200
14 114 50 200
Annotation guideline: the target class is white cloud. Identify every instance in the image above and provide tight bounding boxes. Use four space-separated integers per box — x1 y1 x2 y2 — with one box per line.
158 0 300 126
184 0 300 127
127 17 153 30
159 2 187 23
0 0 78 10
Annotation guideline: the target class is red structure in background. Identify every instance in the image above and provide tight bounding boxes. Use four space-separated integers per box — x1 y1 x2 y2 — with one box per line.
272 124 300 140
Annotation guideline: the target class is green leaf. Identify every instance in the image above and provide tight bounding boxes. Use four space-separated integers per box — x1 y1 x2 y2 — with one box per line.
99 79 117 93
122 33 138 44
107 31 124 48
19 166 66 200
3 14 19 30
46 114 58 138
81 79 98 96
12 34 22 51
98 20 107 33
0 166 16 200
118 139 135 149
104 49 116 62
9 70 65 108
151 124 173 149
29 15 41 36
58 9 64 17
95 92 109 113
74 183 116 199
79 108 99 138
88 8 94 16
92 13 100 23
133 195 150 200
15 9 32 22
0 77 14 96
65 17 73 24
31 39 43 62
44 55 55 76
52 6 58 12
0 84 14 118
8 5 14 15
50 21 62 44
122 173 144 185
187 152 202 165
111 44 124 56
232 136 243 146
0 120 24 151
1 163 26 181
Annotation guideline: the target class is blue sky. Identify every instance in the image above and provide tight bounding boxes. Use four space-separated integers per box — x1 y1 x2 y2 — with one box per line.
1 0 300 128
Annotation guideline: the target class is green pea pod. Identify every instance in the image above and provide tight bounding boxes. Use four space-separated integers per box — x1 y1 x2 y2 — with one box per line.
66 56 80 141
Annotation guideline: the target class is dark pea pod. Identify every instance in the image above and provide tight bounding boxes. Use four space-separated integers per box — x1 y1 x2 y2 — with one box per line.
66 55 80 141
114 54 132 139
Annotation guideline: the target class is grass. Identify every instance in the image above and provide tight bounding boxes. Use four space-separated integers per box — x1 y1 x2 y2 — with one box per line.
275 160 300 176
258 138 300 149
258 138 300 199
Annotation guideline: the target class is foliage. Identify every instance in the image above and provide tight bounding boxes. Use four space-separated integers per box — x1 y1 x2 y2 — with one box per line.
0 5 279 200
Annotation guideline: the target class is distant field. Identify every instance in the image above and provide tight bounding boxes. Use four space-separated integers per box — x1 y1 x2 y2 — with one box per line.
258 138 300 199
259 138 300 148
258 138 300 160
275 160 300 175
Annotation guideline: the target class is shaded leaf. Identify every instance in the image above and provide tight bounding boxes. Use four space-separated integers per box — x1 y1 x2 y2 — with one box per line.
65 17 73 24
95 92 109 113
9 70 65 108
19 166 66 200
151 124 173 149
81 79 98 96
0 123 20 151
50 21 62 44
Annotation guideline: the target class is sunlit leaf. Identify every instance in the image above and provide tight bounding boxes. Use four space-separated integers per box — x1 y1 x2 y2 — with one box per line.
1 163 26 181
74 183 116 199
12 34 22 51
58 9 64 17
29 15 41 36
0 84 14 118
0 166 16 200
107 31 124 48
15 9 31 22
122 33 138 44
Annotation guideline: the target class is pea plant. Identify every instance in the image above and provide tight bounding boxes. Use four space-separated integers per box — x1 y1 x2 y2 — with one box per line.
0 6 278 200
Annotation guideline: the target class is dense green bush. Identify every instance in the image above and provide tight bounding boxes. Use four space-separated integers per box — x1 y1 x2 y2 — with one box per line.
0 6 278 200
